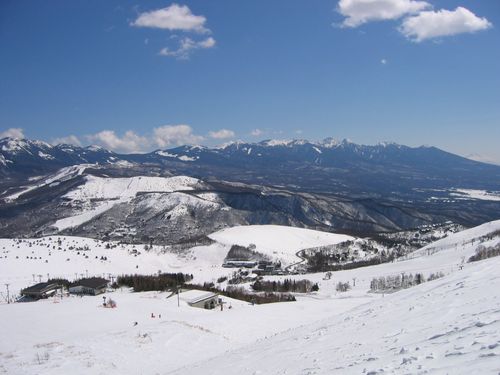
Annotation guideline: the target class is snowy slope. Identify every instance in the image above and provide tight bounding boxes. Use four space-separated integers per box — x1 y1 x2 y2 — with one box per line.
3 164 90 201
52 175 204 231
1 222 500 374
174 256 500 375
411 219 500 258
0 236 235 294
63 175 200 201
209 225 355 265
0 224 355 293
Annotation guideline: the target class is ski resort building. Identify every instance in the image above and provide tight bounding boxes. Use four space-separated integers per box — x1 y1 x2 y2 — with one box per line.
180 290 221 310
69 277 109 296
222 260 257 268
20 282 59 300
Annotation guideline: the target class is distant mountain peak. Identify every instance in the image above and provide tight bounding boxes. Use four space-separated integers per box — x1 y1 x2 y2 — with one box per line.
318 137 340 148
258 139 294 147
85 145 110 152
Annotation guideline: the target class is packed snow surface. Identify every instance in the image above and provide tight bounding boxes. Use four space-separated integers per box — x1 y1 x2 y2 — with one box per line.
209 224 355 264
0 220 499 374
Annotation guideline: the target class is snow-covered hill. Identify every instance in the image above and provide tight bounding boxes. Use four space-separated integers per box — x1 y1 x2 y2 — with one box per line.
52 175 205 231
63 175 201 201
0 221 499 374
209 224 355 265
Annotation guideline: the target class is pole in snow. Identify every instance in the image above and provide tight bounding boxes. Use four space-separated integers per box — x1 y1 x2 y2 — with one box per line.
5 284 10 304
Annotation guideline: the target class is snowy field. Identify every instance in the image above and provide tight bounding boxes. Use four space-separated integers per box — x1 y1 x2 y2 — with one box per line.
0 221 499 374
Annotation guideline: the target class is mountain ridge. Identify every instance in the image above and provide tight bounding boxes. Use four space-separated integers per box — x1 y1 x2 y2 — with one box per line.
1 136 499 243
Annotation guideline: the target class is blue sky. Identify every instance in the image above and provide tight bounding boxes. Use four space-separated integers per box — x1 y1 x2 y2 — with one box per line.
0 0 499 162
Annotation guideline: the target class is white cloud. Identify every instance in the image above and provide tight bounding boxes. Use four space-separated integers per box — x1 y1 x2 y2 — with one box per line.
0 127 25 139
52 135 82 147
85 126 205 152
251 129 264 137
400 7 492 42
198 37 216 48
208 129 235 140
337 0 430 27
153 125 204 148
131 4 209 33
381 58 387 64
86 130 150 153
159 37 216 59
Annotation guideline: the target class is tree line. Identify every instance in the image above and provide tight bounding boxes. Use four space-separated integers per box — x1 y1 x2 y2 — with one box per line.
189 282 296 304
115 273 193 292
306 251 395 272
252 278 319 293
468 243 500 262
370 271 444 293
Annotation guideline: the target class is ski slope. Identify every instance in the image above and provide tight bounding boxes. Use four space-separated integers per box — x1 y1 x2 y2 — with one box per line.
52 175 204 231
209 225 355 265
174 256 500 375
0 221 499 374
0 236 233 294
63 175 201 201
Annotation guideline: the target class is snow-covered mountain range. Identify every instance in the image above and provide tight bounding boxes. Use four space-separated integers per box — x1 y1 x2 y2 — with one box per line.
2 137 500 195
1 136 500 243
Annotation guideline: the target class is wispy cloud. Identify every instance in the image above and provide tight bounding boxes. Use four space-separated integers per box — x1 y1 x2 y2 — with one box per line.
250 129 264 137
159 37 216 59
399 7 492 42
208 129 235 140
0 127 25 139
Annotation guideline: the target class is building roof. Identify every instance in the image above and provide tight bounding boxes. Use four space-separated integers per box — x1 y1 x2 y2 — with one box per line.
180 290 218 305
22 282 59 294
75 277 109 289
